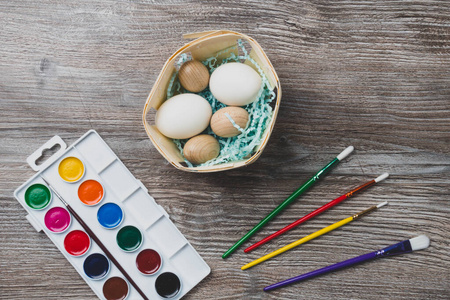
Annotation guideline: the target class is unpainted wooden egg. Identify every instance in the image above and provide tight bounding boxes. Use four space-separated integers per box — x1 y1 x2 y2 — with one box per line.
210 107 249 138
183 134 220 165
178 60 210 93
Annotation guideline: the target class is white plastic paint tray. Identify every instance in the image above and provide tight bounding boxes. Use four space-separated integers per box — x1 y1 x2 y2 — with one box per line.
13 130 210 300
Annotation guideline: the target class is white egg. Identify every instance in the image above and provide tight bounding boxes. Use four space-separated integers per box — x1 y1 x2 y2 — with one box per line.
156 94 212 139
209 62 262 106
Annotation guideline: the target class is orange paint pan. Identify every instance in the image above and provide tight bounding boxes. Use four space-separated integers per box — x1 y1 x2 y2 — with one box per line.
78 179 104 206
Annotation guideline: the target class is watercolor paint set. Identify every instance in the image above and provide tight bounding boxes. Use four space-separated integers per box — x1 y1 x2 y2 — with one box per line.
14 130 210 300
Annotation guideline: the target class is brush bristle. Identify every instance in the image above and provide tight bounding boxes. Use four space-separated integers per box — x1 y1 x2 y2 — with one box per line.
409 235 430 251
337 146 354 161
375 173 389 182
376 201 388 208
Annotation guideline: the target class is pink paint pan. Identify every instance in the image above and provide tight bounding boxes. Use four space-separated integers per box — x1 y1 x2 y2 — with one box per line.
44 207 71 233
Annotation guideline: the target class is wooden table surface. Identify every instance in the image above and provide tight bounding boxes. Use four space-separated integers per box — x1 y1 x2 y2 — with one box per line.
1 1 449 299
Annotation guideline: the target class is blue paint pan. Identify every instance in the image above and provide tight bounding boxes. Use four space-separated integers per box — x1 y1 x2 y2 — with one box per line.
97 203 123 229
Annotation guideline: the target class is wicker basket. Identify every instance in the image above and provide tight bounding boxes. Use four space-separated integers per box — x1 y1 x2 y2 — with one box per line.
142 30 281 172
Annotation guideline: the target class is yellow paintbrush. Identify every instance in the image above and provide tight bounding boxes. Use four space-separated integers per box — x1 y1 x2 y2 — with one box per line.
241 201 388 270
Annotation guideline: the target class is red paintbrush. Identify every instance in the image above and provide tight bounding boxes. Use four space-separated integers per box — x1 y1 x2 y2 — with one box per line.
244 173 389 253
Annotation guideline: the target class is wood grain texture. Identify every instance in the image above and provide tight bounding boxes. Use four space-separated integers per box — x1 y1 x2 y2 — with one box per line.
1 0 449 299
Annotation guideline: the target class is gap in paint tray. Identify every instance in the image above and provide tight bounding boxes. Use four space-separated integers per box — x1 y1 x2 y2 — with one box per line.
100 159 139 201
124 188 165 230
75 133 116 173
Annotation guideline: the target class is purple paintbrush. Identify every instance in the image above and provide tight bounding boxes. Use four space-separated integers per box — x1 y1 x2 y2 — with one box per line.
264 235 430 292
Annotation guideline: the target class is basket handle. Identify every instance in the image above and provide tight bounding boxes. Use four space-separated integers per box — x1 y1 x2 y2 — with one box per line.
26 135 67 171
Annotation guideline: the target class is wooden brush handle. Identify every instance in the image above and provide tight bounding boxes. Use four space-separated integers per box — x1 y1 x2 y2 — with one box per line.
65 204 148 300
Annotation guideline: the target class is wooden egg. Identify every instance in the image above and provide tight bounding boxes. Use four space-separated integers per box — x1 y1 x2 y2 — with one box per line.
183 134 220 165
178 60 210 93
210 107 249 138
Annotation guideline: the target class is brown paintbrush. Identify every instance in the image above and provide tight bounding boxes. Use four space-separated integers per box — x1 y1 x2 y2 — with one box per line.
41 177 148 300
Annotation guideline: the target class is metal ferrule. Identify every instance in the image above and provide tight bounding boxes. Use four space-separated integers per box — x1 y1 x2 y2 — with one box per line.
312 158 340 182
375 240 413 257
345 180 376 198
352 205 377 219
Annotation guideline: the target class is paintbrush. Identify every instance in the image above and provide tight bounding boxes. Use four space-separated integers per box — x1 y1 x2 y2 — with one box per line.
264 235 430 291
41 177 149 300
222 146 354 258
241 201 388 270
244 173 389 253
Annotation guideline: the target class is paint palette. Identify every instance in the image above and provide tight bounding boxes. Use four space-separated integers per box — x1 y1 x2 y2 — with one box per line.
14 130 210 300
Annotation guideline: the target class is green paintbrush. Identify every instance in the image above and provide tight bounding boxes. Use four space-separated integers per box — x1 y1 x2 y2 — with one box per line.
222 146 354 259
